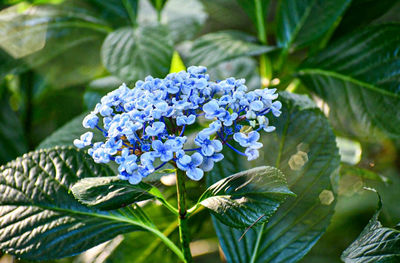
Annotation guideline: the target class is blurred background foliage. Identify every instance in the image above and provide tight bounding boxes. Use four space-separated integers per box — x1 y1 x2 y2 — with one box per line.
0 0 399 262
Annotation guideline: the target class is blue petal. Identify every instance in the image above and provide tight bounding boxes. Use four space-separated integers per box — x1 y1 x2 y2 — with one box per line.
186 167 204 181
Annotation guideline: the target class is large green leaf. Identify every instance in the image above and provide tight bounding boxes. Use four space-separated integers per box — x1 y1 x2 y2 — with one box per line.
299 24 400 139
341 197 400 262
101 25 173 83
276 0 351 50
71 177 155 210
187 30 274 68
0 147 163 260
199 166 294 228
210 92 340 263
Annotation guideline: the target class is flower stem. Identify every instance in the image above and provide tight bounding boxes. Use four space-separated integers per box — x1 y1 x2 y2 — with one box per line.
176 168 193 262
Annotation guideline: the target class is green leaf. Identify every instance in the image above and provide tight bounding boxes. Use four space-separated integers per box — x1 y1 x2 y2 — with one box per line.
0 147 163 260
71 177 155 210
210 92 340 263
276 0 351 50
0 95 28 165
299 24 400 139
341 196 400 262
333 0 398 38
187 30 274 68
149 0 168 11
101 25 173 83
199 166 294 228
138 0 207 43
340 164 390 185
169 51 186 73
0 3 109 87
87 0 138 28
37 112 102 150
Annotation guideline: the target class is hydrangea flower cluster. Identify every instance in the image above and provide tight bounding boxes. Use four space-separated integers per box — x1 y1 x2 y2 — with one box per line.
74 66 281 184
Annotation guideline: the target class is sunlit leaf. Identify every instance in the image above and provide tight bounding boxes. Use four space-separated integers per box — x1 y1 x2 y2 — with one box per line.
199 166 294 228
101 25 173 83
299 24 400 139
188 30 274 68
71 177 155 210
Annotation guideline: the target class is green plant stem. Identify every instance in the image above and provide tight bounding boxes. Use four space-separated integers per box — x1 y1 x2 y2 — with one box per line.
254 0 272 86
137 220 179 263
156 0 163 22
21 71 34 150
176 169 192 263
143 224 185 262
122 0 138 27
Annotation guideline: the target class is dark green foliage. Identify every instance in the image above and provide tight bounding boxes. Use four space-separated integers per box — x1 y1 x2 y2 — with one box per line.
0 147 154 260
342 197 400 262
276 0 351 50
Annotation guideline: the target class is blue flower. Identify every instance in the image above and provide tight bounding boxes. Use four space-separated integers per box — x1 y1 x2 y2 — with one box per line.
91 147 111 164
75 66 281 184
258 116 276 132
140 152 155 172
249 100 264 111
152 140 174 162
177 152 204 180
219 111 238 126
82 114 99 129
203 100 225 119
118 152 138 174
233 131 262 148
73 132 93 148
176 114 196 126
245 147 260 161
104 138 122 155
200 153 224 172
198 120 222 137
167 136 187 152
145 122 166 137
194 134 223 156
271 101 282 117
